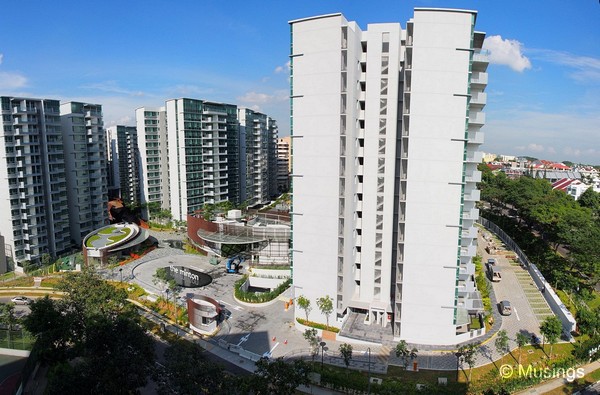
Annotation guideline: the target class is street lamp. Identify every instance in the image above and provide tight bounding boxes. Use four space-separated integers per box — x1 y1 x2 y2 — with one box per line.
367 347 371 394
455 350 463 378
319 341 327 371
119 268 123 283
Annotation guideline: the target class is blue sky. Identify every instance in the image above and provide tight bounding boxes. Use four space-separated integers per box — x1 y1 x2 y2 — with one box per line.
1 0 598 164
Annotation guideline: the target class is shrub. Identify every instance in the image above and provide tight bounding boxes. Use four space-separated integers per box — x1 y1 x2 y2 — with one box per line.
296 318 340 333
234 275 291 304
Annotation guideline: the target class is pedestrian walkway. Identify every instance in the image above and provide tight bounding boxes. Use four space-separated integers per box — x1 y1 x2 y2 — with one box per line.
514 360 600 395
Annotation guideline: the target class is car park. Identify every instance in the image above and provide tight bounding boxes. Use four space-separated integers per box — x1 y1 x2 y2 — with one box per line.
11 296 31 305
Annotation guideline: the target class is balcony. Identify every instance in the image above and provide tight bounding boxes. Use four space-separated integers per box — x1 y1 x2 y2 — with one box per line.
465 151 483 163
470 71 488 86
464 170 482 183
468 111 485 125
464 190 481 201
470 92 487 107
467 130 484 144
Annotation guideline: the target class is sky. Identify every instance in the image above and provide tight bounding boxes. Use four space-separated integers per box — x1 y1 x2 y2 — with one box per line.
0 0 598 165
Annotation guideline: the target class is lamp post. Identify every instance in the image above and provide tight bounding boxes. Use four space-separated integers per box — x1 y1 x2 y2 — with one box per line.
319 341 327 371
367 347 371 394
455 351 463 379
165 288 170 319
119 268 123 283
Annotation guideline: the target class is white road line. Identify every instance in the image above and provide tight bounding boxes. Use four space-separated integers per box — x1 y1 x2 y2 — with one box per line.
263 342 280 358
237 333 251 346
514 307 520 321
219 300 245 311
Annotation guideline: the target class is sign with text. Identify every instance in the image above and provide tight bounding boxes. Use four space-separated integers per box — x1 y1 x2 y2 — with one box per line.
168 265 211 288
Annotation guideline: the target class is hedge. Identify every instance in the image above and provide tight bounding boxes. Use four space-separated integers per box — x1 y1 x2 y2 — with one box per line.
234 275 291 304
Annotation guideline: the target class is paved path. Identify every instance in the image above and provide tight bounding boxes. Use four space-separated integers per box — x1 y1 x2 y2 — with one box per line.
514 360 600 395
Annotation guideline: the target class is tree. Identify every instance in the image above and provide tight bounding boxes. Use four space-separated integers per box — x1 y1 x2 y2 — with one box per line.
516 332 529 364
250 357 311 395
154 340 235 395
494 330 510 358
339 343 353 371
303 328 319 361
23 268 155 392
540 316 563 358
297 295 312 322
576 307 600 337
0 303 19 348
395 340 418 369
458 343 479 382
316 295 333 330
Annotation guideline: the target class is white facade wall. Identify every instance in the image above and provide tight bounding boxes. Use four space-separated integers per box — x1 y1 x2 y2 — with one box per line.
136 106 169 213
291 8 487 345
291 14 345 324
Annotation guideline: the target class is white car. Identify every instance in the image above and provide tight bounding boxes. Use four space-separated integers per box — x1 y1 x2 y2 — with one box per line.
11 296 31 305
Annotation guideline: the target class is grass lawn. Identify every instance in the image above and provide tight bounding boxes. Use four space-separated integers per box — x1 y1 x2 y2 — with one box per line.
461 343 575 384
85 234 101 247
587 291 600 310
0 276 34 287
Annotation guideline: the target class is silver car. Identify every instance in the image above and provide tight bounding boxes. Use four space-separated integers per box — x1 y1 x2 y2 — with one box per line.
11 296 31 305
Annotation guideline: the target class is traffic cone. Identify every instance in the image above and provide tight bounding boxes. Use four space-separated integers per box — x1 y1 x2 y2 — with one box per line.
284 339 288 345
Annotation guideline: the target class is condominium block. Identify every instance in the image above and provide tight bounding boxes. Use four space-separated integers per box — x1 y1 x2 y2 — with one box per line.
60 102 109 244
277 136 291 193
165 99 239 221
290 8 488 345
238 108 279 206
0 97 71 264
106 125 141 204
136 107 169 213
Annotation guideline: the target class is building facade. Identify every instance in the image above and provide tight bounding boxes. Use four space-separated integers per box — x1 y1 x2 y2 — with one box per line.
60 102 109 244
136 99 279 221
106 125 141 204
290 8 488 345
276 136 291 193
0 97 71 264
136 106 170 214
165 99 239 221
239 108 279 206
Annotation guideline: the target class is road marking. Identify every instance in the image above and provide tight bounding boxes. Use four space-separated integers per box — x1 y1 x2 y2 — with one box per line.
237 333 250 346
263 342 280 358
219 300 244 311
514 307 520 321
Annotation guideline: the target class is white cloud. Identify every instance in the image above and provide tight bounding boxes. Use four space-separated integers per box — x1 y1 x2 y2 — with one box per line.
0 71 27 90
483 35 532 72
484 110 600 165
527 49 600 83
81 80 145 97
274 61 290 74
238 91 272 104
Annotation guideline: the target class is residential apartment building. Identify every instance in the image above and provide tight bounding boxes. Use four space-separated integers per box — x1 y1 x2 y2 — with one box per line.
165 99 239 221
136 99 279 221
277 136 291 193
106 125 141 204
136 107 169 213
239 108 279 206
0 97 71 264
290 8 488 345
60 102 109 244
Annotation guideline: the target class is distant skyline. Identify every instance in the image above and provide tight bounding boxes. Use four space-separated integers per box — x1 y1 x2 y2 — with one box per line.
1 1 598 164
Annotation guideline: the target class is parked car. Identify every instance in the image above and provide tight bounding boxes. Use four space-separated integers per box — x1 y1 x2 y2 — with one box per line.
11 296 31 305
499 300 512 316
487 258 496 265
487 265 502 282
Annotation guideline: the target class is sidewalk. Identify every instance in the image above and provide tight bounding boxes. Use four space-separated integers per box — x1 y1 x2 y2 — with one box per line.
514 360 600 395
